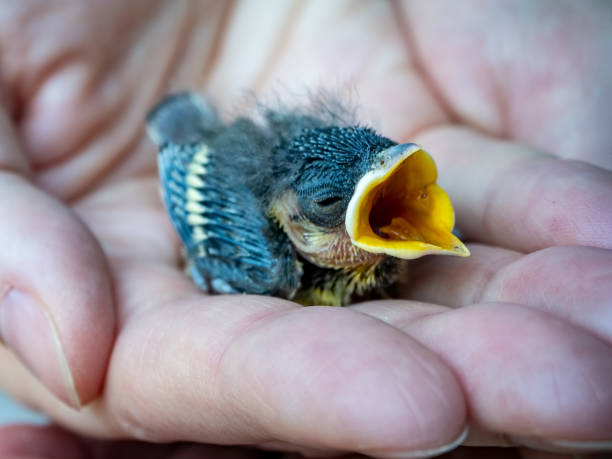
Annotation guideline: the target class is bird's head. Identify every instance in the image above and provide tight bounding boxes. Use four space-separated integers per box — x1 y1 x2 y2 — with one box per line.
269 126 470 268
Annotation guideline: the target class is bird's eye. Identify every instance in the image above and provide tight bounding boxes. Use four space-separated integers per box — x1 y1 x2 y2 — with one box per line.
296 186 349 228
305 194 346 227
315 196 343 207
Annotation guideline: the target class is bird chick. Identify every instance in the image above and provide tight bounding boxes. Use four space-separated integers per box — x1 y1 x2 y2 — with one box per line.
146 92 469 306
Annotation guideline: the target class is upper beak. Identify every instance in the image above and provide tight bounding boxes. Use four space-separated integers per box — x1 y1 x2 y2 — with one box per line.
345 143 469 259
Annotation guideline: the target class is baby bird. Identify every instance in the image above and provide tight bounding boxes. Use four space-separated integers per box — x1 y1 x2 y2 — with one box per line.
146 92 468 306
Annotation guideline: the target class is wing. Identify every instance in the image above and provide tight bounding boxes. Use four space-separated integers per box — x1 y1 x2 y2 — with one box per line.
147 93 300 297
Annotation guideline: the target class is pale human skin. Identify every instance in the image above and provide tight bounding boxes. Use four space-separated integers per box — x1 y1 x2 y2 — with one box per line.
0 1 611 458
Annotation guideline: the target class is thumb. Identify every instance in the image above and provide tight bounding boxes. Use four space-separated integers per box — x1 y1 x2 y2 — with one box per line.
0 105 115 408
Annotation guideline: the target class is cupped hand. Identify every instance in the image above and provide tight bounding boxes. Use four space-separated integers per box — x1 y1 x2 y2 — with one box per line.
0 1 610 457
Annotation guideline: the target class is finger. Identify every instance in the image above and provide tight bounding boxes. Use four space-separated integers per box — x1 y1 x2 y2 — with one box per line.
11 263 468 457
413 125 612 252
105 267 467 457
0 105 115 408
404 244 612 344
354 301 612 452
404 0 612 170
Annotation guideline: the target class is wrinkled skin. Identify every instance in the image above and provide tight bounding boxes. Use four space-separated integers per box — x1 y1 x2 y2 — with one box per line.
0 1 611 458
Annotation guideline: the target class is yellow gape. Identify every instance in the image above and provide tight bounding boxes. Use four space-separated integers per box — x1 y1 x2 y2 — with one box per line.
346 144 469 259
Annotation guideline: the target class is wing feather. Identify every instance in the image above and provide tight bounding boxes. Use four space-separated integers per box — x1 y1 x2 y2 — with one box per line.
149 93 300 297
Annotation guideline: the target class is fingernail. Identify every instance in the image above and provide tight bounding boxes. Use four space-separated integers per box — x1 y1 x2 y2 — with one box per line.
0 287 81 409
512 436 612 453
382 425 469 458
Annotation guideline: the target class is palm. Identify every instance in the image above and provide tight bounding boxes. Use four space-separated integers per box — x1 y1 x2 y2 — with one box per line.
1 1 610 457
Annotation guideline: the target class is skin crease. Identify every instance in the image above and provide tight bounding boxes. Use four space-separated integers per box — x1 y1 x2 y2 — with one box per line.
0 0 611 457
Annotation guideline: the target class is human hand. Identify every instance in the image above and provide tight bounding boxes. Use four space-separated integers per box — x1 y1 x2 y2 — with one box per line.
0 1 610 457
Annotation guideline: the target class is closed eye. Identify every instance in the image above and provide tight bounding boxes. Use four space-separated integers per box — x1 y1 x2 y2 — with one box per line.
316 196 343 207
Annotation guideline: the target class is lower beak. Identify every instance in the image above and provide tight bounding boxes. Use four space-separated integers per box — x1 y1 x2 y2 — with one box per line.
345 143 469 259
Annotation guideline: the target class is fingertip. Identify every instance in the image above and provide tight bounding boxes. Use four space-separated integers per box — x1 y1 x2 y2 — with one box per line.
406 304 612 441
0 174 115 406
228 307 467 454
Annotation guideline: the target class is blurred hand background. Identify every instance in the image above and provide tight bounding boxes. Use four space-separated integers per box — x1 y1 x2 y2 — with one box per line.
0 1 611 458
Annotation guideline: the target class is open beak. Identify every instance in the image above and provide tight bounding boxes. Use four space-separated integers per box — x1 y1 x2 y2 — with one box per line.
345 143 470 259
